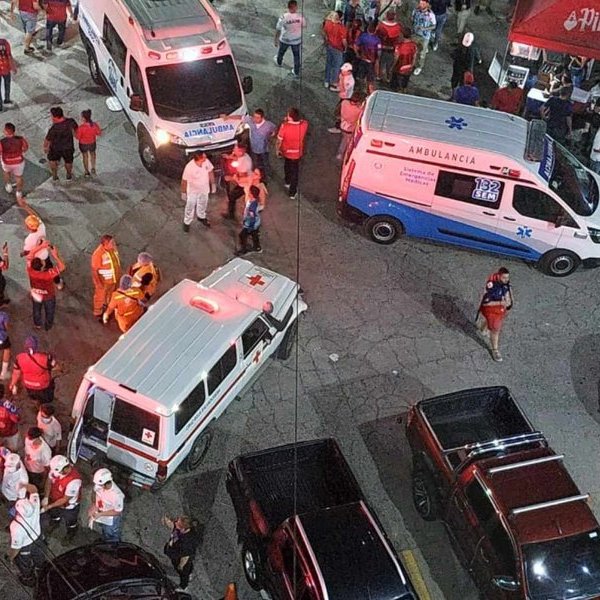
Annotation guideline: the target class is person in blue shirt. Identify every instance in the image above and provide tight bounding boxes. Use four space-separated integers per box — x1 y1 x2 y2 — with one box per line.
236 186 262 256
453 70 480 106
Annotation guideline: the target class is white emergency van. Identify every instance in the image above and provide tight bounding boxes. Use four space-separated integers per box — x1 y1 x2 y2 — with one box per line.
338 91 600 276
67 259 307 489
78 0 253 173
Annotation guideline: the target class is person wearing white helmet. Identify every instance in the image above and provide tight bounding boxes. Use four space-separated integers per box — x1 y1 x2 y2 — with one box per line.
8 483 45 586
42 454 82 544
2 452 28 506
89 467 124 542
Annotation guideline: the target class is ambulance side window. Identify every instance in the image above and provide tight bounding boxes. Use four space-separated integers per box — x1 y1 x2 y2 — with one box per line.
435 171 503 209
175 380 206 434
207 346 237 395
242 318 270 358
129 57 145 98
102 16 127 75
513 185 578 226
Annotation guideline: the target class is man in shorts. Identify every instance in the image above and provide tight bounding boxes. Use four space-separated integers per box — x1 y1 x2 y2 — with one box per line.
10 0 40 55
0 123 28 203
43 107 77 182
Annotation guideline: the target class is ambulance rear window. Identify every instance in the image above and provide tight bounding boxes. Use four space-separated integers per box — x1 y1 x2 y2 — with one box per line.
112 399 159 450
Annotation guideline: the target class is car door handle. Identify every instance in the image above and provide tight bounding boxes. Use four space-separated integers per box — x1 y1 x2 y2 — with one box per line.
502 216 516 221
482 211 496 216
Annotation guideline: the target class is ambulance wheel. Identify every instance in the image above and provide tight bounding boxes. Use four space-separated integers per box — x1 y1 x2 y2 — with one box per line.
86 48 103 86
538 249 580 277
138 131 159 174
277 319 298 360
185 430 213 471
242 539 263 591
365 216 403 244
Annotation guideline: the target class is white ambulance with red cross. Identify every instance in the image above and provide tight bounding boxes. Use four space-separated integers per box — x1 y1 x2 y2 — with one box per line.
68 259 307 489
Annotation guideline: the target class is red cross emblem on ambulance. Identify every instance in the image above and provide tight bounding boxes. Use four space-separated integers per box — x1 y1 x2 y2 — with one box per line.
247 274 266 287
253 349 262 364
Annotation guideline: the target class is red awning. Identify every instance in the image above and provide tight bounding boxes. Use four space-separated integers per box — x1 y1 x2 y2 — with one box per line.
509 0 600 60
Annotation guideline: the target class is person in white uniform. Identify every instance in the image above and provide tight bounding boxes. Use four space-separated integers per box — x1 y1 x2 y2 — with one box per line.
8 485 45 586
180 152 216 233
24 427 52 491
2 452 28 506
88 468 125 542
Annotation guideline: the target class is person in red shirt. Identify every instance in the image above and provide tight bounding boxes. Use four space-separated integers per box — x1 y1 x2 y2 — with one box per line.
42 0 71 52
26 243 65 331
0 39 16 108
75 109 101 177
10 335 57 404
391 31 418 93
9 0 40 56
276 107 308 201
375 10 402 83
491 80 524 115
0 123 29 203
322 12 347 91
0 383 20 452
345 18 363 68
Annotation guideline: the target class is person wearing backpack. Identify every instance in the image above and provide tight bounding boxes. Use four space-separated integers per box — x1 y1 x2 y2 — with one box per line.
9 335 57 404
375 10 402 82
163 515 200 591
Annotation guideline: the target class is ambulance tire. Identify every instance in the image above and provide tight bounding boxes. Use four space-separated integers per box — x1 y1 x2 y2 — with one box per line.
365 216 403 245
276 319 298 361
86 48 103 87
241 539 263 591
538 249 580 277
185 430 213 471
138 131 159 174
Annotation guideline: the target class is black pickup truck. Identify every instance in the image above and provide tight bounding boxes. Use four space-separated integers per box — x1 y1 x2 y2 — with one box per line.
226 438 419 600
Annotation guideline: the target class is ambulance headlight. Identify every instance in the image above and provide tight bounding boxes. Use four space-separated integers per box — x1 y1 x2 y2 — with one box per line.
155 129 186 147
235 122 250 137
588 227 600 244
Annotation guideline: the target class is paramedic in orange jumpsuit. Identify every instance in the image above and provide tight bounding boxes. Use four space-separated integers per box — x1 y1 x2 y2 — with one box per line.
91 234 121 320
128 252 160 301
102 275 145 333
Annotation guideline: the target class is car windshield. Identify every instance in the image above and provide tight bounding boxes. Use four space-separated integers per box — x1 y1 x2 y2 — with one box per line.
549 143 599 217
523 529 600 600
146 56 242 122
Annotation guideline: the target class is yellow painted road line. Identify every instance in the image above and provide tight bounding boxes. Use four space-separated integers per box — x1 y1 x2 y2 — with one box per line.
402 549 432 600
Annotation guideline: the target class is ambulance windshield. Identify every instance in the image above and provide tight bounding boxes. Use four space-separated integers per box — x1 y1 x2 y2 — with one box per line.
146 56 242 122
549 144 599 217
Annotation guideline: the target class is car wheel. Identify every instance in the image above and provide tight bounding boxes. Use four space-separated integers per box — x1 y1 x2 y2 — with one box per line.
86 48 103 86
365 216 403 245
138 131 159 174
242 540 263 591
412 469 441 521
185 430 213 472
538 249 580 277
276 319 298 361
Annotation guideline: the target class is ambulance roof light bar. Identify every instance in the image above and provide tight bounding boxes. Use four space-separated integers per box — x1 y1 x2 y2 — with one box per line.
190 295 219 314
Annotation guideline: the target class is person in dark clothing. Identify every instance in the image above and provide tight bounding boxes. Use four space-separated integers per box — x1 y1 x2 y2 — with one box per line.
163 515 200 591
43 107 77 182
450 31 475 91
0 242 9 306
542 89 573 144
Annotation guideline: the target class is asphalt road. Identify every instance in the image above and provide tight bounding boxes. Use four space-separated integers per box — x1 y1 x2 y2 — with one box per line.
0 0 598 599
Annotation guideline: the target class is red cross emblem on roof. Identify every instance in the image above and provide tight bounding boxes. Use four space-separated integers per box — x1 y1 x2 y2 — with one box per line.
247 274 266 287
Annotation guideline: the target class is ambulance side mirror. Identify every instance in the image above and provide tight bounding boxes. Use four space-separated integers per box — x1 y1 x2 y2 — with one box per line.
130 94 145 112
242 76 253 95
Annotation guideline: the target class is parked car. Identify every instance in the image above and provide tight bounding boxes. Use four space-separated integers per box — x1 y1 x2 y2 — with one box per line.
35 542 191 600
227 438 419 600
406 385 600 599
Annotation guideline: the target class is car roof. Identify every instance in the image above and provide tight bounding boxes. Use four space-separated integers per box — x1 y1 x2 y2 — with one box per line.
298 502 412 600
38 543 166 600
363 91 539 176
90 258 299 411
477 450 598 545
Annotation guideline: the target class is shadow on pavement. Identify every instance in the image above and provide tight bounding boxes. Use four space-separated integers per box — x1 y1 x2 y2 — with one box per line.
570 333 600 424
359 412 478 600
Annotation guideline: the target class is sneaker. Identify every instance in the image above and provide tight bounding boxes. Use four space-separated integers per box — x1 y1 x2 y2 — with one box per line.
324 81 329 88
432 42 439 51
328 127 341 134
183 223 190 233
65 173 72 181
289 193 298 200
4 183 12 193
248 247 263 254
52 175 59 181
84 171 91 178
91 168 96 175
491 349 503 362
329 85 339 92
24 47 35 55
3 100 12 105
197 217 211 227
284 183 290 189
413 67 422 76
273 55 283 67
289 69 299 78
